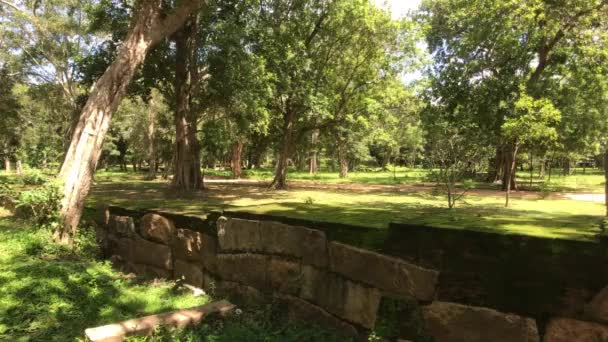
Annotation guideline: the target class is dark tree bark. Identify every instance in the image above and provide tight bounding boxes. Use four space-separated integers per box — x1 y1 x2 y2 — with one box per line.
505 143 519 207
146 102 157 180
270 108 295 189
337 136 348 178
172 14 204 191
55 0 204 245
231 139 244 179
309 129 319 175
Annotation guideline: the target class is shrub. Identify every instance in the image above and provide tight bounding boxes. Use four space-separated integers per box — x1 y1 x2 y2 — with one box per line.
15 181 62 228
21 170 48 185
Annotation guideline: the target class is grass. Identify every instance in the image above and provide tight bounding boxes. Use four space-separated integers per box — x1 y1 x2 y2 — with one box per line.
205 166 606 193
87 171 605 242
0 208 209 341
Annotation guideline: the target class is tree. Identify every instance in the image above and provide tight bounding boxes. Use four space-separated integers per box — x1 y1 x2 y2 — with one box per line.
0 67 21 171
55 0 205 244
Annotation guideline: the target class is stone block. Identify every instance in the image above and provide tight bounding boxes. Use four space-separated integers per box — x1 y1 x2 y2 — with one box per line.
128 263 172 279
276 294 359 338
267 258 302 295
585 285 608 323
201 233 219 274
217 218 328 267
140 213 175 245
544 318 608 342
329 241 438 301
259 221 328 267
215 253 268 289
132 236 172 270
108 215 136 238
217 218 262 252
299 265 380 329
175 259 204 287
422 301 539 342
107 236 133 262
173 229 204 262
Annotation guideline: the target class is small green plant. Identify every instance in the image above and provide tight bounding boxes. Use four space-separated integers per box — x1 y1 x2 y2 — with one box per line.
304 196 315 205
15 181 62 228
21 170 48 185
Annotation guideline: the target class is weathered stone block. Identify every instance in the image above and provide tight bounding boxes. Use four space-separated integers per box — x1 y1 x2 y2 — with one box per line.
132 236 173 270
267 258 301 295
260 221 328 267
214 279 266 307
215 253 268 289
544 318 608 342
201 233 219 274
329 241 438 301
108 215 136 238
275 294 359 338
173 229 203 262
217 218 262 252
175 259 203 287
107 236 133 262
422 301 539 342
585 286 608 323
299 265 380 329
217 218 328 267
140 213 175 245
128 263 172 279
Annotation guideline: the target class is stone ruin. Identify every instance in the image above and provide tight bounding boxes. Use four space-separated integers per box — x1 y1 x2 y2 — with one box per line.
98 206 608 341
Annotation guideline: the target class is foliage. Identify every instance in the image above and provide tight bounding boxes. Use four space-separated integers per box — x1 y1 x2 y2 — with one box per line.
15 181 62 228
0 211 208 340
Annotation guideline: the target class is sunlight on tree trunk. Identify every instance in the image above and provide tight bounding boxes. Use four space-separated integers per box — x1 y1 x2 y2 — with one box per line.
231 139 243 179
270 109 295 189
337 137 349 178
55 0 203 245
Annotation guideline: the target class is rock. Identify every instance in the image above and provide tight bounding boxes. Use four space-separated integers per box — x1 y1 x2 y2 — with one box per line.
201 233 219 274
175 259 203 287
329 241 438 301
275 294 359 338
544 318 608 342
108 215 136 238
173 229 203 262
267 258 301 295
214 279 266 307
217 218 328 267
217 218 262 252
215 253 268 289
128 263 172 279
300 265 381 329
132 236 173 270
140 213 175 245
585 286 608 323
422 302 539 342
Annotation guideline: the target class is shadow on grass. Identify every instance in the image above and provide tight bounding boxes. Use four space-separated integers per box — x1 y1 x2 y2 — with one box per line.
0 219 202 341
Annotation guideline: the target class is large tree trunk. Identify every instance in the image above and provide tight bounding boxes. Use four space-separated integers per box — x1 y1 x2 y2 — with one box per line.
505 143 519 207
604 148 608 217
487 146 503 182
146 102 157 180
172 14 204 191
231 139 244 179
4 158 10 172
337 137 348 178
309 129 319 175
16 160 22 176
55 0 203 245
501 145 517 191
270 108 295 189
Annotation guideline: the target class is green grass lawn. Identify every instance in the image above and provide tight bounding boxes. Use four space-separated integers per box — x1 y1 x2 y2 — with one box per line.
205 166 606 193
0 208 209 341
88 172 605 242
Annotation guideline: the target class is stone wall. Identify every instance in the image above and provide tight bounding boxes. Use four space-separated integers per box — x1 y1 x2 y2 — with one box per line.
99 207 608 341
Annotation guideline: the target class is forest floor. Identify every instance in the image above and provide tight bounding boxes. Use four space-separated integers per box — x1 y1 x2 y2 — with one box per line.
88 171 605 242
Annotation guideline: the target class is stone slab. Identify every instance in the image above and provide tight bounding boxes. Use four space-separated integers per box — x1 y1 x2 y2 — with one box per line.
544 318 608 342
175 259 204 288
173 229 204 262
329 241 438 301
132 236 173 270
84 300 235 342
422 301 539 342
140 213 175 245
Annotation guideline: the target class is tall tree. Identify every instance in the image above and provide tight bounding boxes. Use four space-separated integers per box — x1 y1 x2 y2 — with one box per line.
55 0 204 244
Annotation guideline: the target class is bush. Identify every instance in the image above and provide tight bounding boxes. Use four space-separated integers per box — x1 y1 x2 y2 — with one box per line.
15 182 62 228
21 170 48 185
